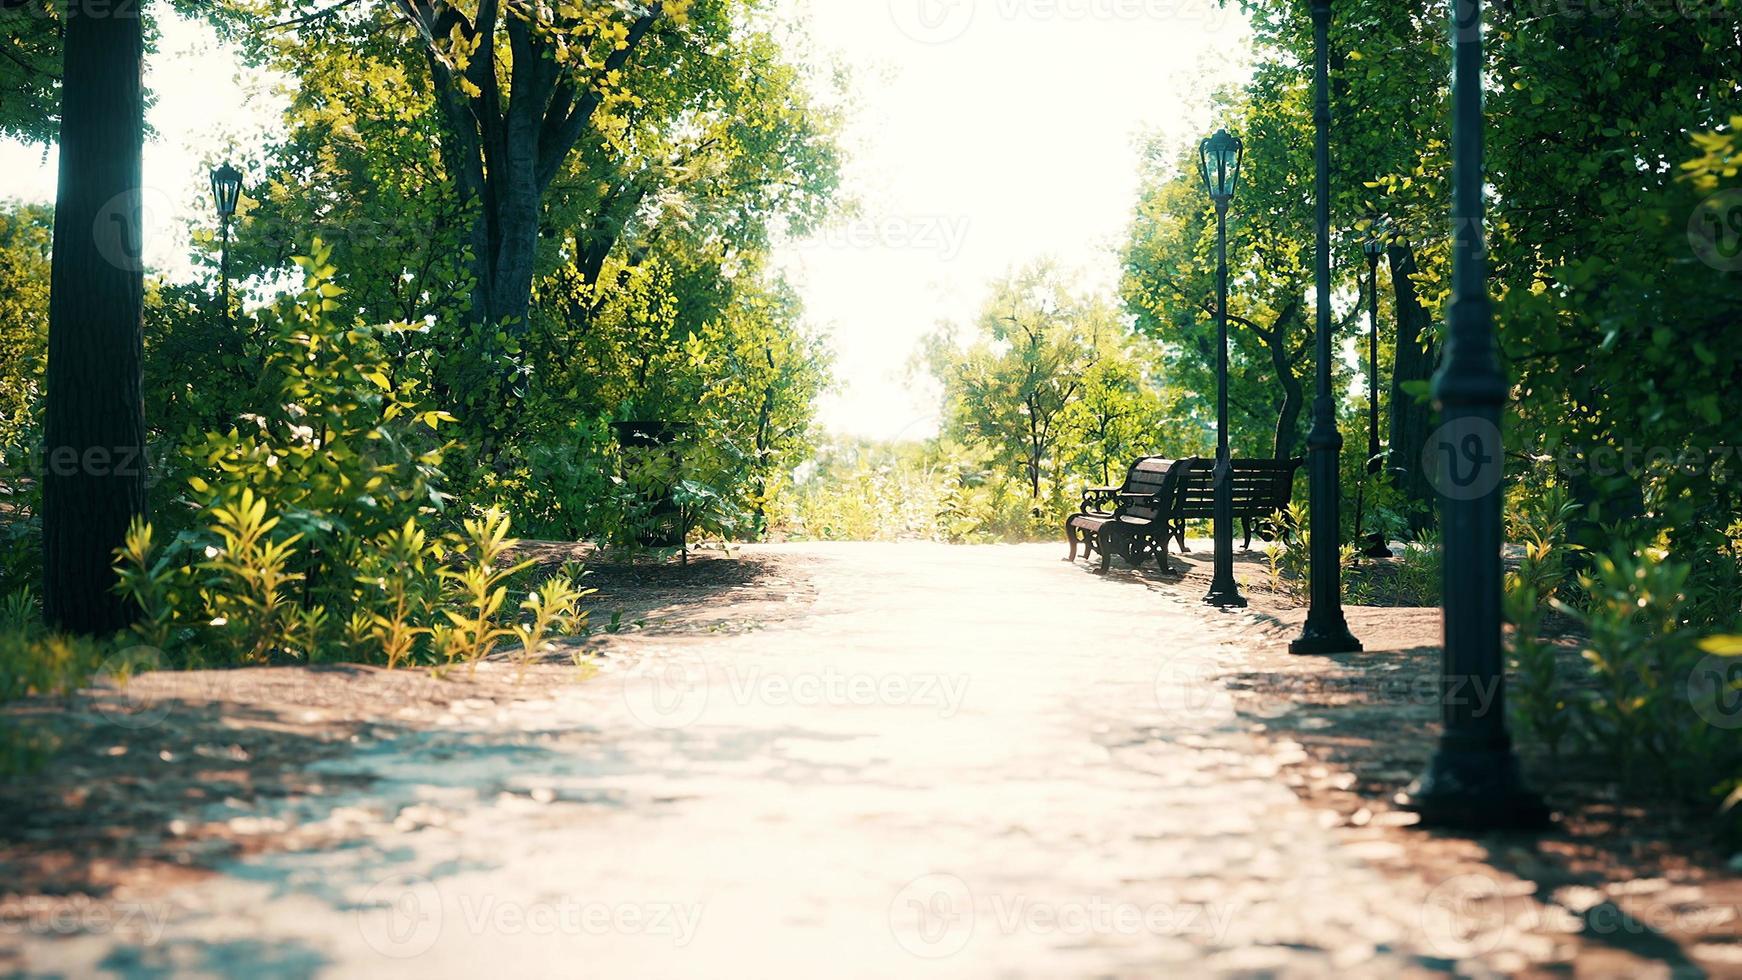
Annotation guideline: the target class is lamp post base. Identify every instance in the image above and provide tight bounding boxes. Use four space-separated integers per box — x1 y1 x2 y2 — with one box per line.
1203 584 1248 609
1397 746 1551 831
1289 615 1362 655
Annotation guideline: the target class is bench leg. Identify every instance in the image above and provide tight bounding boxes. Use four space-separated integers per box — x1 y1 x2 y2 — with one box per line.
1242 517 1253 550
1097 528 1116 575
1065 521 1081 562
1155 532 1173 576
1175 522 1190 553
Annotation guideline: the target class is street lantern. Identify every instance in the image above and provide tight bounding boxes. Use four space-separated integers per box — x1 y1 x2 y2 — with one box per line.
1398 0 1547 829
209 163 243 325
1199 128 1246 609
1199 129 1243 206
210 163 243 221
1359 230 1394 559
1290 0 1362 655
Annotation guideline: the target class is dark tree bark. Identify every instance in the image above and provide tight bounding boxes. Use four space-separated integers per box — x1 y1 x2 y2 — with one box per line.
397 0 663 333
751 348 776 539
1263 305 1306 462
41 0 147 634
1386 240 1439 530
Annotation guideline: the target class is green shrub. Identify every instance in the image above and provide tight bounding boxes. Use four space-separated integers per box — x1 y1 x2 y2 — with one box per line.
0 587 101 703
1385 528 1442 607
1551 548 1742 827
354 519 441 670
105 246 585 672
1506 487 1582 755
0 439 41 598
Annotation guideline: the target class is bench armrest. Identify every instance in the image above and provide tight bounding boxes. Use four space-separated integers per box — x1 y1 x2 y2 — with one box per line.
1080 487 1121 514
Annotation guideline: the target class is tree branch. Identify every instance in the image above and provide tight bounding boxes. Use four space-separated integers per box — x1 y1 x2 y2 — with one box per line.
260 0 366 31
534 3 662 191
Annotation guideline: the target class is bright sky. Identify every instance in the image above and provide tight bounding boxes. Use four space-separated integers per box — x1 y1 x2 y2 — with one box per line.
0 1 1252 441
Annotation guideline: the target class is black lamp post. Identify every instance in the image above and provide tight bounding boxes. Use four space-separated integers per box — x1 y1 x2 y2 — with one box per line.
1397 0 1547 829
209 163 242 324
1289 0 1361 655
1359 232 1394 559
1198 128 1246 610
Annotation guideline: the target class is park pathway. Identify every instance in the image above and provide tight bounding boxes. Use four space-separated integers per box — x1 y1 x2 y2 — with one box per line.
18 543 1476 978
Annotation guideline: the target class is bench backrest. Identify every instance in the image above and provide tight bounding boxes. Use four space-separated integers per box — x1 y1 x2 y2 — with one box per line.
1114 456 1192 524
1119 455 1177 496
1176 458 1303 520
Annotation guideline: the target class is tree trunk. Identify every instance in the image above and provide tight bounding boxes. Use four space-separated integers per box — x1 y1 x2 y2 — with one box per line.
486 174 540 331
1266 314 1305 462
1386 241 1439 531
42 0 147 634
751 361 775 539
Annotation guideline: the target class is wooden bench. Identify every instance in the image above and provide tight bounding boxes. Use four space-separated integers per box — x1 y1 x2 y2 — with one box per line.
1171 457 1303 551
1065 456 1196 574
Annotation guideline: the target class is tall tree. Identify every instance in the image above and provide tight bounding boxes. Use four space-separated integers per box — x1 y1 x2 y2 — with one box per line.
242 0 838 447
255 0 755 335
41 0 148 633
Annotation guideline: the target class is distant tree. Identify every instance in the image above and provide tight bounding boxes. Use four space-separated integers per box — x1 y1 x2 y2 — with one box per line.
0 203 52 450
924 265 1105 502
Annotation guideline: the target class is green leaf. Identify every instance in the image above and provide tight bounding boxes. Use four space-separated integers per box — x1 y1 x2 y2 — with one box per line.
1698 636 1742 657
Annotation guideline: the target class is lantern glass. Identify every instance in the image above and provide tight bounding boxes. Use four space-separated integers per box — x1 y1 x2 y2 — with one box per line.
210 164 243 221
1198 129 1243 204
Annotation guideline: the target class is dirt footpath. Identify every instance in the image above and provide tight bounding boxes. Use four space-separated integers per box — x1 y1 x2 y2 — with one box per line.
1 542 1735 977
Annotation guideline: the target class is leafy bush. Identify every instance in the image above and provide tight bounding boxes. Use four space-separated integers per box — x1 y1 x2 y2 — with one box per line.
1505 488 1582 755
1266 502 1362 598
0 467 39 599
0 593 103 776
105 248 586 672
1555 550 1700 785
1543 547 1742 833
